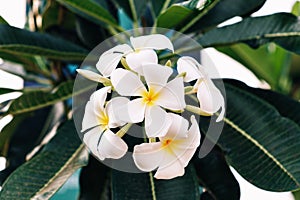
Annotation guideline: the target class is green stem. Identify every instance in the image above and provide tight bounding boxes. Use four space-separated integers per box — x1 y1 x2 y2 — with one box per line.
129 0 139 30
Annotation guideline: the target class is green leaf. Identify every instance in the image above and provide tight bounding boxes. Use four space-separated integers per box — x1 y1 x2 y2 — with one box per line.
0 16 8 25
294 189 300 200
8 80 89 115
225 79 300 125
156 0 218 31
198 13 300 54
55 0 120 30
193 147 240 200
213 83 300 191
114 0 148 21
188 0 266 31
112 165 200 200
0 120 88 199
0 24 88 61
218 44 292 92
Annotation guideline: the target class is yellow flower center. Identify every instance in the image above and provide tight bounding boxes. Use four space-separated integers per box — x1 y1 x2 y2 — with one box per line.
98 110 109 130
142 88 159 106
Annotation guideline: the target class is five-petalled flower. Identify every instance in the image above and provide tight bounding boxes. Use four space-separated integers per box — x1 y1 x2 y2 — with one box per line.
111 63 186 137
82 86 129 160
133 114 200 179
97 34 174 76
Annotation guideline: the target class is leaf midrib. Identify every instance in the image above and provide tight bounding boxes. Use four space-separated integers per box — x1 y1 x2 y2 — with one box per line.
223 116 300 187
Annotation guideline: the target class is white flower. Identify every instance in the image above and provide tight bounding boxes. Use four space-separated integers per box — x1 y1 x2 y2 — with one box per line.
133 114 200 179
82 86 129 160
177 56 225 122
76 69 110 85
97 34 174 76
111 63 186 138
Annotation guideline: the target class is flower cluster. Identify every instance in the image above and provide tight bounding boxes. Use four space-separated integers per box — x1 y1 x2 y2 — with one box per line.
77 34 225 179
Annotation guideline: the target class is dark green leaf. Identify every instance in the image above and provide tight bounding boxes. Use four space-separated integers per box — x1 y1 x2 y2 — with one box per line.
113 0 147 21
294 189 300 200
198 13 300 54
0 120 88 199
112 165 200 200
188 0 266 31
0 24 88 61
193 147 240 200
150 0 180 16
78 156 110 200
55 0 120 30
0 88 16 96
225 79 300 124
8 81 78 115
213 83 300 191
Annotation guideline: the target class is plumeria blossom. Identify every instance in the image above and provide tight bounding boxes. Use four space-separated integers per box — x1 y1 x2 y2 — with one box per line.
97 34 174 76
177 56 225 122
133 114 200 179
82 86 129 160
111 63 186 137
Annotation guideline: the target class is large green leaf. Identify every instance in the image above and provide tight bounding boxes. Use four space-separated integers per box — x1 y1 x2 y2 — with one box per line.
213 83 300 191
0 120 88 199
198 13 300 54
0 24 88 61
225 79 300 124
156 0 217 31
112 165 200 200
8 80 86 115
55 0 120 30
193 147 240 200
188 0 266 31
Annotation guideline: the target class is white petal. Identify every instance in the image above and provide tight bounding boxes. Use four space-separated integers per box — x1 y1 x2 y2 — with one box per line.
76 69 108 83
111 68 146 96
125 49 158 74
97 130 128 160
133 142 163 172
96 44 133 77
90 86 111 113
83 127 103 158
117 98 146 123
81 101 100 132
177 56 204 82
130 34 174 52
106 97 129 128
197 80 225 122
154 152 184 179
163 113 189 140
142 63 173 90
156 77 186 111
145 105 172 138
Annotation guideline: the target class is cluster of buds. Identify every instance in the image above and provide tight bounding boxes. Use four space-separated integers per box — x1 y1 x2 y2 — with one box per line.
77 34 225 179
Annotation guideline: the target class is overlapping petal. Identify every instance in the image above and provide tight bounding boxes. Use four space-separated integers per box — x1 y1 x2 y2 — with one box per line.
97 130 128 160
125 50 158 74
177 56 203 82
130 34 174 52
81 86 111 132
111 68 146 96
96 44 133 77
155 77 186 111
142 63 173 90
145 105 172 137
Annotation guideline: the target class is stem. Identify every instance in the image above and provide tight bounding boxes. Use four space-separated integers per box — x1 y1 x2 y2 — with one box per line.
116 123 132 137
151 0 171 34
129 0 139 29
185 105 212 116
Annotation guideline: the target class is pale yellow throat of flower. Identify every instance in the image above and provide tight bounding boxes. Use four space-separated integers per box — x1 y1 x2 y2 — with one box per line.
97 110 110 130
